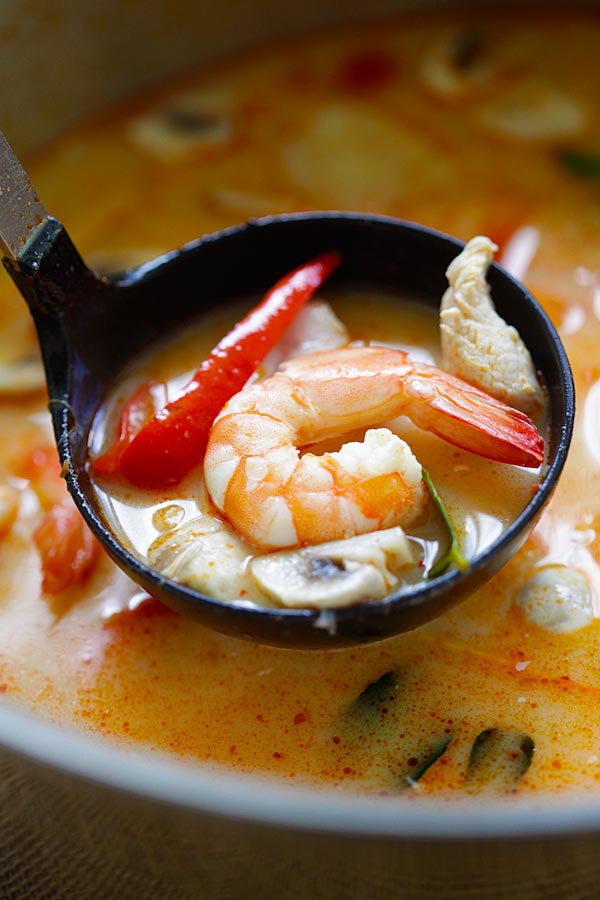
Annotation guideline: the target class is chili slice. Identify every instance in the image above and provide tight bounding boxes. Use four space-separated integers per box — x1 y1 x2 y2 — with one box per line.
91 382 157 480
99 251 341 490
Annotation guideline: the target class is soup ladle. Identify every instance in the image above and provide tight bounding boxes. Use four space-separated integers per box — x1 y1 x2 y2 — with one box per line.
0 129 574 648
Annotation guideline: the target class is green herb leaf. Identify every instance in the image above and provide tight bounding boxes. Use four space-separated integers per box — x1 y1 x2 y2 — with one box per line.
466 727 534 792
345 670 403 725
341 671 454 792
422 468 469 578
401 734 454 788
559 149 600 179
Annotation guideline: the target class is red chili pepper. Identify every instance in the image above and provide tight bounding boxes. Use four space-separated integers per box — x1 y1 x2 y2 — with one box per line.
110 251 341 490
91 383 157 480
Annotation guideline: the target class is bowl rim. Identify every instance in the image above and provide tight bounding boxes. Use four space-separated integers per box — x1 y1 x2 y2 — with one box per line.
2 697 600 841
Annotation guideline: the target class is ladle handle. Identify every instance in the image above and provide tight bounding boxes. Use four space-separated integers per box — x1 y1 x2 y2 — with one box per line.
0 129 99 319
0 130 49 260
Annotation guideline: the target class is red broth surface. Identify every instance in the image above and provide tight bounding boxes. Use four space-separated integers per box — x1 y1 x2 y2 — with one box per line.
0 7 599 797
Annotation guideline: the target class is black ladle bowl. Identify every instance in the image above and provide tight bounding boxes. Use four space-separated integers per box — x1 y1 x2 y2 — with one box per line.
0 135 574 648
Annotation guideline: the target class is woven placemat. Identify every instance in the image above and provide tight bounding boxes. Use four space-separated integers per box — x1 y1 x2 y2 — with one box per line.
1 746 600 900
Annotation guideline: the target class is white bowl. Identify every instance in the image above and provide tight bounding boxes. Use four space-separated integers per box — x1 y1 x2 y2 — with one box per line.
0 1 597 897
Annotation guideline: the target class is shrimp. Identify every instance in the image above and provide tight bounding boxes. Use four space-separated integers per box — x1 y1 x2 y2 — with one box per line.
204 346 544 550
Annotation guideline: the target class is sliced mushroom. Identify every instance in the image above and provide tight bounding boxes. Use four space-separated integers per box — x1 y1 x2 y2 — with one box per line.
127 87 233 161
0 354 45 395
249 527 419 609
420 27 492 101
516 565 593 634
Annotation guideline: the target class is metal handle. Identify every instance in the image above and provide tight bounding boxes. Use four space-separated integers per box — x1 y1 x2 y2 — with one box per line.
0 129 49 261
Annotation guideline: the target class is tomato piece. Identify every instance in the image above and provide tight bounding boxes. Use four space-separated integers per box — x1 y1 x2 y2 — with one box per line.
33 498 100 594
14 445 64 509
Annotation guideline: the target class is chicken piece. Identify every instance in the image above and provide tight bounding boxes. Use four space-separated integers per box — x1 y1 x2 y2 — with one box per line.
148 515 274 606
440 236 544 417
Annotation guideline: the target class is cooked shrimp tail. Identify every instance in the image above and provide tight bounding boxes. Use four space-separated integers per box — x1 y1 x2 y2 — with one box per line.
401 365 544 468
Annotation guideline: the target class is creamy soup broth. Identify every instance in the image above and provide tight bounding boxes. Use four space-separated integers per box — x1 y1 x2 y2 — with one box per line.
0 7 599 795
